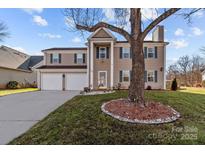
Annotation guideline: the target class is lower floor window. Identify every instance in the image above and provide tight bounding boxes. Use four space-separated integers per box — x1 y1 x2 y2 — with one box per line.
147 71 154 82
120 70 130 82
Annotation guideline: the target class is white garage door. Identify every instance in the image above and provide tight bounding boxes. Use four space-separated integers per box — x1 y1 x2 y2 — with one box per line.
66 73 87 90
41 73 63 90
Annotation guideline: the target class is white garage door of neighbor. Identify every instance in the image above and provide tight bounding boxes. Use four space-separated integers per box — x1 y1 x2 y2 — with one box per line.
66 73 87 90
41 73 63 90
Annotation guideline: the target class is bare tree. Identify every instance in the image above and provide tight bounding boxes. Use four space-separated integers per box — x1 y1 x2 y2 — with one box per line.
177 55 192 86
64 8 203 106
0 22 9 41
167 64 179 79
191 55 205 85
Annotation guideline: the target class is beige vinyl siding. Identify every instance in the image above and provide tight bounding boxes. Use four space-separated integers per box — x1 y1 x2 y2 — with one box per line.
45 52 87 65
0 68 37 89
92 29 112 38
93 45 111 89
113 43 165 89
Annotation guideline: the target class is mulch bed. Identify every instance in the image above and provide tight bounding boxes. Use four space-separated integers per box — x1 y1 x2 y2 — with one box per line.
101 99 180 124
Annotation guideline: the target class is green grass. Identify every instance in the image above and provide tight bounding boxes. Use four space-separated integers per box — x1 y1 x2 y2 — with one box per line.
179 87 205 95
9 89 205 145
0 88 39 97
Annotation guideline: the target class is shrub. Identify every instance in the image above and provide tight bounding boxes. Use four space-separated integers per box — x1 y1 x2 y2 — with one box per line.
203 81 205 87
30 81 37 88
84 87 91 92
6 81 20 89
171 78 178 91
146 85 152 90
117 83 121 90
195 83 202 87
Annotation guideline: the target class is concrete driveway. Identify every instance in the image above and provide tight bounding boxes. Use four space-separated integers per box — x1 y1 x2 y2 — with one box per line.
0 90 79 144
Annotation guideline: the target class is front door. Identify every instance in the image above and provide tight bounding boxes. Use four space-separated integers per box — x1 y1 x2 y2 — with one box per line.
98 71 107 89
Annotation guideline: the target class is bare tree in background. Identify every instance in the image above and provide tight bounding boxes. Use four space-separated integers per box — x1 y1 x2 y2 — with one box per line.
0 22 9 41
191 55 205 85
167 64 179 79
64 8 203 106
177 55 191 86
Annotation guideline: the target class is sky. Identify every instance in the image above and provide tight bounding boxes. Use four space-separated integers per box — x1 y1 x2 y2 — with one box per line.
0 8 204 67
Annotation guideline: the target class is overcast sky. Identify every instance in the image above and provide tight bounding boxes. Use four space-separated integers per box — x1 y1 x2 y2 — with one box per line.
0 8 204 67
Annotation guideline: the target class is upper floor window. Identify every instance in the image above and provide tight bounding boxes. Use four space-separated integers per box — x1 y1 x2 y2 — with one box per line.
96 47 109 59
77 53 83 64
122 48 130 58
144 46 158 59
99 47 106 59
53 53 59 63
148 48 154 58
120 47 131 59
50 53 61 64
74 53 86 64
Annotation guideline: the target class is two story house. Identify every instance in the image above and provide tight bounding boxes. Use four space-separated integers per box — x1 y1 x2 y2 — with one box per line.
37 25 168 91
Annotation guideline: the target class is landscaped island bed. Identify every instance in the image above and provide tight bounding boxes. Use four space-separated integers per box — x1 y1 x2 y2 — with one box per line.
10 89 205 144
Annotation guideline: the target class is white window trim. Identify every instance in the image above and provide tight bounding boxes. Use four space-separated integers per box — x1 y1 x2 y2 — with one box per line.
122 70 130 82
98 71 107 88
122 47 130 59
52 53 59 63
147 48 154 58
76 53 83 64
147 70 155 82
99 47 107 59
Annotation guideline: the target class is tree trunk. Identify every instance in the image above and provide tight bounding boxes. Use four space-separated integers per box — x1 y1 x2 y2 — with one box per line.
128 9 145 106
128 39 145 105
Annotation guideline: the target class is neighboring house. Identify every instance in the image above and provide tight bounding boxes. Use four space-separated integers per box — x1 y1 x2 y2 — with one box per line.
202 69 205 81
0 45 43 89
37 25 168 90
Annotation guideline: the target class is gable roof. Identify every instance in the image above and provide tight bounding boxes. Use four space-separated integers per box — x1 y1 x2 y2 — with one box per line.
42 47 87 52
88 28 116 40
0 45 43 71
0 45 29 69
18 56 43 71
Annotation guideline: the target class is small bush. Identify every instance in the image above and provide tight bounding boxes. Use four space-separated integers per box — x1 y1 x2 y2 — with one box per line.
203 81 205 87
117 83 121 90
196 83 202 87
30 81 37 88
6 81 20 89
146 85 152 90
171 78 178 91
84 87 91 92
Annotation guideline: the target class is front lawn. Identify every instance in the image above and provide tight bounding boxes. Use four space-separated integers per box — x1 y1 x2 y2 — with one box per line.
10 89 205 144
0 88 39 97
179 87 205 95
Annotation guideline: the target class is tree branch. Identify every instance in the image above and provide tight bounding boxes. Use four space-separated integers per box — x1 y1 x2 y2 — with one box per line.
141 8 181 39
76 22 131 41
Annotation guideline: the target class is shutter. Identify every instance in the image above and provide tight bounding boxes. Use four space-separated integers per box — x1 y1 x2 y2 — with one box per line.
106 47 109 59
144 70 147 82
130 48 132 59
144 47 147 59
120 47 123 59
155 46 158 58
130 70 132 82
59 53 61 63
50 54 53 64
155 70 158 82
83 53 86 63
74 53 77 63
119 70 123 82
96 47 99 59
